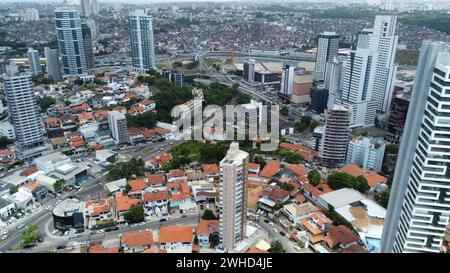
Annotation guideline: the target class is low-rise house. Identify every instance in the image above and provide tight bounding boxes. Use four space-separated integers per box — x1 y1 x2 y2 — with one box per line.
20 183 47 201
128 178 148 198
88 243 120 253
0 197 15 219
148 173 165 188
282 202 318 224
0 150 16 162
171 193 193 209
143 190 169 219
324 225 360 251
302 183 326 204
202 164 220 180
159 226 194 253
167 169 187 183
84 197 115 228
146 153 172 170
196 219 219 247
186 172 207 183
121 230 154 253
138 99 156 111
339 163 388 193
248 163 261 174
116 192 141 222
191 183 216 203
258 186 290 212
258 161 281 183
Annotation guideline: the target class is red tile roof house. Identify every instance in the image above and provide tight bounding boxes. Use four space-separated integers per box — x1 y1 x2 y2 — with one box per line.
115 192 141 222
121 230 154 253
258 186 290 213
248 163 261 174
148 173 166 188
158 226 194 253
146 152 172 170
324 225 361 252
202 164 220 181
127 178 148 199
251 160 281 183
0 150 16 161
302 183 327 205
167 169 187 183
143 190 169 219
83 197 115 228
196 219 220 248
138 99 156 111
88 243 119 253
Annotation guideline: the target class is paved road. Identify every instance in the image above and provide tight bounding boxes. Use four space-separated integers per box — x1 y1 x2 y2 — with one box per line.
10 213 200 253
258 219 298 253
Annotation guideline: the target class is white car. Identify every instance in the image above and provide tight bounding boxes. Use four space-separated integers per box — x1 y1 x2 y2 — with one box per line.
1 235 8 240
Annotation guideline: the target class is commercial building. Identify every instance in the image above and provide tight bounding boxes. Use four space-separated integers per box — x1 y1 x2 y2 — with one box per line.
129 10 155 72
80 0 99 17
337 16 398 128
280 61 296 97
3 73 47 160
55 8 88 76
219 142 249 251
108 111 128 145
243 59 256 82
321 104 351 168
27 48 42 76
346 136 386 172
386 92 410 142
162 68 183 87
44 47 62 82
81 22 95 69
19 8 39 22
52 197 84 229
325 55 346 110
291 68 314 104
309 85 329 114
381 42 450 253
0 121 15 140
314 32 340 82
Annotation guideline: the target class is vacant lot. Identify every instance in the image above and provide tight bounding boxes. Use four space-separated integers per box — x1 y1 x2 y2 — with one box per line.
247 182 266 211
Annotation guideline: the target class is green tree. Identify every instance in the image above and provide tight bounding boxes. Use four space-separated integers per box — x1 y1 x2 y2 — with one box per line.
253 155 266 169
9 186 18 195
39 96 55 112
269 240 285 253
107 158 145 180
124 204 145 223
327 172 369 193
53 179 66 193
236 94 251 104
0 136 13 148
280 107 289 116
297 239 305 248
308 170 321 186
202 209 217 220
355 176 369 193
21 225 42 248
375 188 390 208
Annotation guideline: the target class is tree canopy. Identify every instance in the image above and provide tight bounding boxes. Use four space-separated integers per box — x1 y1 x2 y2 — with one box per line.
202 209 217 220
39 96 55 112
21 225 42 248
327 171 369 193
107 158 145 180
124 204 145 223
308 170 321 186
269 240 285 253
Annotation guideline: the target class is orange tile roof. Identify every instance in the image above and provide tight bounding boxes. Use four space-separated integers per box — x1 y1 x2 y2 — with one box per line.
142 249 167 253
85 197 114 217
129 178 148 192
95 110 109 120
259 161 281 179
167 169 186 179
77 112 94 120
128 106 145 114
295 194 306 203
159 226 193 244
180 182 190 194
248 163 261 171
122 230 154 247
196 219 219 236
23 166 38 177
246 247 269 253
148 153 172 165
287 164 308 177
23 183 40 191
340 163 363 177
88 243 119 253
166 182 181 189
340 163 388 187
143 190 169 202
301 219 322 235
116 192 141 212
139 99 155 106
302 183 323 198
325 225 359 249
148 174 165 185
202 164 219 174
171 193 192 202
0 150 15 156
280 142 319 160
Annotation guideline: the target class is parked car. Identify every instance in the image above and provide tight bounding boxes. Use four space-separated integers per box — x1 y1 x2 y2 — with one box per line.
159 218 167 222
279 231 286 236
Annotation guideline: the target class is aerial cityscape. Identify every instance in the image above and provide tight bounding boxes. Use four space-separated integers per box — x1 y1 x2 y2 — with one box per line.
0 0 449 256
